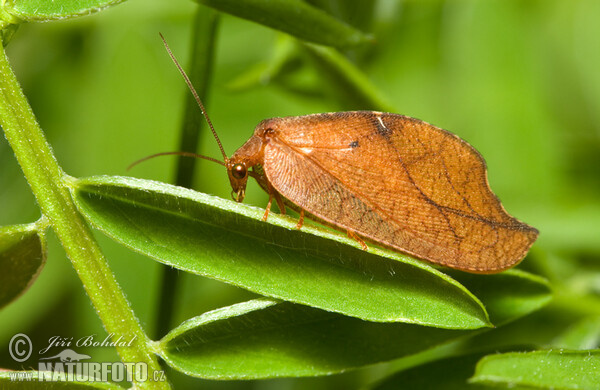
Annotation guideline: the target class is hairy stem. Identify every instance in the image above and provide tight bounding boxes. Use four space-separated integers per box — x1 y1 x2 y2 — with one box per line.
0 38 169 389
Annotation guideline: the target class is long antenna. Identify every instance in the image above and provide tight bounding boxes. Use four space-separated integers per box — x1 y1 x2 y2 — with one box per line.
127 151 225 171
159 32 228 163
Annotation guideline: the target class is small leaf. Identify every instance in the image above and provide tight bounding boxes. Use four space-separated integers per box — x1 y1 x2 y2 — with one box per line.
0 222 46 309
3 0 126 22
227 36 298 91
158 268 551 380
1 24 19 46
195 0 371 49
70 175 490 329
301 43 395 111
0 370 123 389
553 315 600 350
471 349 600 389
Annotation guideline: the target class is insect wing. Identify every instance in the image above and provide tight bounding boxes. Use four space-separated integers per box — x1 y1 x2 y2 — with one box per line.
263 112 538 272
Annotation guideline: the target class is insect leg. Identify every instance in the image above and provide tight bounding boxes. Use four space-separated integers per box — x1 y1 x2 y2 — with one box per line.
274 192 286 215
262 194 273 221
347 230 368 251
296 209 305 230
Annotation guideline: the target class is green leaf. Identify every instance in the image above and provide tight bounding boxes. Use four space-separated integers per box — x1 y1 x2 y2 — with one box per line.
2 0 126 22
0 370 123 389
195 0 371 49
70 175 489 329
471 349 600 389
158 298 462 379
450 269 553 326
157 269 550 379
0 222 46 309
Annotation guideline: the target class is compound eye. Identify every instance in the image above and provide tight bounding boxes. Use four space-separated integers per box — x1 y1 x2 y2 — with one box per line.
232 163 247 179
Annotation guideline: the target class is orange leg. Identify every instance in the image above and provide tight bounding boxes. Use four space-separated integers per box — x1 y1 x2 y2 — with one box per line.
274 192 286 215
296 209 305 230
262 193 273 221
263 190 286 221
347 230 368 251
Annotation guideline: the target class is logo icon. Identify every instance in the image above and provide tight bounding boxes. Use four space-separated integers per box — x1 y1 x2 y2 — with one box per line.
39 349 91 362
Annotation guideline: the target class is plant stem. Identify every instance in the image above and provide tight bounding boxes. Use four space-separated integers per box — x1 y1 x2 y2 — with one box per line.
155 5 220 339
0 39 169 389
174 7 220 189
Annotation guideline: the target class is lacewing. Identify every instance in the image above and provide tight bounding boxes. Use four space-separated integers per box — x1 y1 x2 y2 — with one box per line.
144 35 538 274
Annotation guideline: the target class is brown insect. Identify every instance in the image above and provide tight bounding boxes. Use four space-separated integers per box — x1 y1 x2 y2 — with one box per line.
142 35 538 274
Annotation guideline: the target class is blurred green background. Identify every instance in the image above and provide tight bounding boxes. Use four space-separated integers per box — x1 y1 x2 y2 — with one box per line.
1 0 599 388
